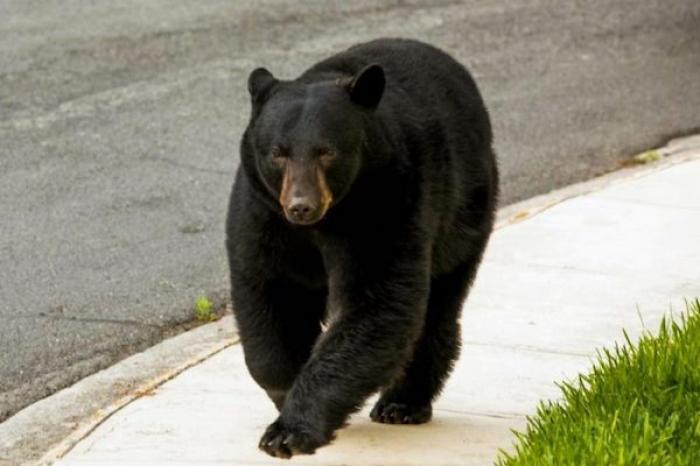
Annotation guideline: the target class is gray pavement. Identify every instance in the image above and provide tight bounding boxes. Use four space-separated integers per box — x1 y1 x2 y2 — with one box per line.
2 0 700 421
49 149 700 466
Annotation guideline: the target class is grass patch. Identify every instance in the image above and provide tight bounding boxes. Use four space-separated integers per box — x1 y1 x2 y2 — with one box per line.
633 149 663 165
497 299 700 466
194 296 218 322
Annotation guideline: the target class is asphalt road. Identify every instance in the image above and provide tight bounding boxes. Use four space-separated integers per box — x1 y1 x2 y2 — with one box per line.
1 0 699 422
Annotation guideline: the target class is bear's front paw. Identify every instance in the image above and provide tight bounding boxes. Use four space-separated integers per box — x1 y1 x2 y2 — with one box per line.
258 418 328 459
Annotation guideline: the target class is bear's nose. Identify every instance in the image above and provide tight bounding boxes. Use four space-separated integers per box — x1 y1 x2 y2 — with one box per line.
287 198 319 224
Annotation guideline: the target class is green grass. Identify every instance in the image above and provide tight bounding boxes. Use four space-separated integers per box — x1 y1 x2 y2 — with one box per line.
633 149 663 165
194 296 217 322
497 299 700 466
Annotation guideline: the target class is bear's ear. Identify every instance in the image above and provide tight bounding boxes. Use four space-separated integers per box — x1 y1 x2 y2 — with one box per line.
346 64 385 109
247 67 277 104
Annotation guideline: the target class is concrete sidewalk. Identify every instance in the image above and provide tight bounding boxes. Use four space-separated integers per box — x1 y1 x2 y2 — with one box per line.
46 145 700 465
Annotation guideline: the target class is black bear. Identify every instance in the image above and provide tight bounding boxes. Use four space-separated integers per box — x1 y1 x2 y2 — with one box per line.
226 38 498 458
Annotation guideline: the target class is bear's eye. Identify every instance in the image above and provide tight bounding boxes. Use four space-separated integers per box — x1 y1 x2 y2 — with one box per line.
319 151 336 168
270 147 287 166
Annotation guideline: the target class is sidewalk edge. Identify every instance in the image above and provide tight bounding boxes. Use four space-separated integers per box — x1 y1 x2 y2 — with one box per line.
0 316 237 466
496 135 700 229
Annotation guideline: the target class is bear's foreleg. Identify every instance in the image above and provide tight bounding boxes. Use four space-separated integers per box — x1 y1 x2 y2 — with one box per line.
259 238 430 458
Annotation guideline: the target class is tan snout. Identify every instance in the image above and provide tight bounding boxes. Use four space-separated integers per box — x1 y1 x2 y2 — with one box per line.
280 161 333 225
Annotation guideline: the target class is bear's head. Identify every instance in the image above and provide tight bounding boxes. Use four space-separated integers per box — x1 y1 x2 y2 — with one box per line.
242 64 385 226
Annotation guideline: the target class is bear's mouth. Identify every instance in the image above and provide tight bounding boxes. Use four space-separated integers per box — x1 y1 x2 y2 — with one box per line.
279 162 333 226
283 207 328 226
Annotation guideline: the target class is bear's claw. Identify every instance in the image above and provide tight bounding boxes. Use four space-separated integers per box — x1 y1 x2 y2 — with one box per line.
259 419 325 459
370 400 432 425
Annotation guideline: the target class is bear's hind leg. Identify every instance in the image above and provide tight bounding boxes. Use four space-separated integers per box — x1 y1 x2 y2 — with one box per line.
370 260 478 424
237 282 326 411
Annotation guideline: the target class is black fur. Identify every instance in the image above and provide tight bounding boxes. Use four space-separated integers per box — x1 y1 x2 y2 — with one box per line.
226 38 498 458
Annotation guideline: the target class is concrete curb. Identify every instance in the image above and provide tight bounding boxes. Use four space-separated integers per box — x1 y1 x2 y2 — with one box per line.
0 316 237 466
1 134 698 466
496 134 700 229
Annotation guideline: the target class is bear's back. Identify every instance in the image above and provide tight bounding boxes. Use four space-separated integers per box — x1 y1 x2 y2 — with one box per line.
303 38 491 148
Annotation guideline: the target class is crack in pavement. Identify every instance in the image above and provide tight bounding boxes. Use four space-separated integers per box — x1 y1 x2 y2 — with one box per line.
435 407 528 419
0 313 166 329
462 340 591 358
142 154 230 176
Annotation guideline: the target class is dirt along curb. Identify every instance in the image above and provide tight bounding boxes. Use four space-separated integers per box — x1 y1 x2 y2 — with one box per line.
1 134 698 466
